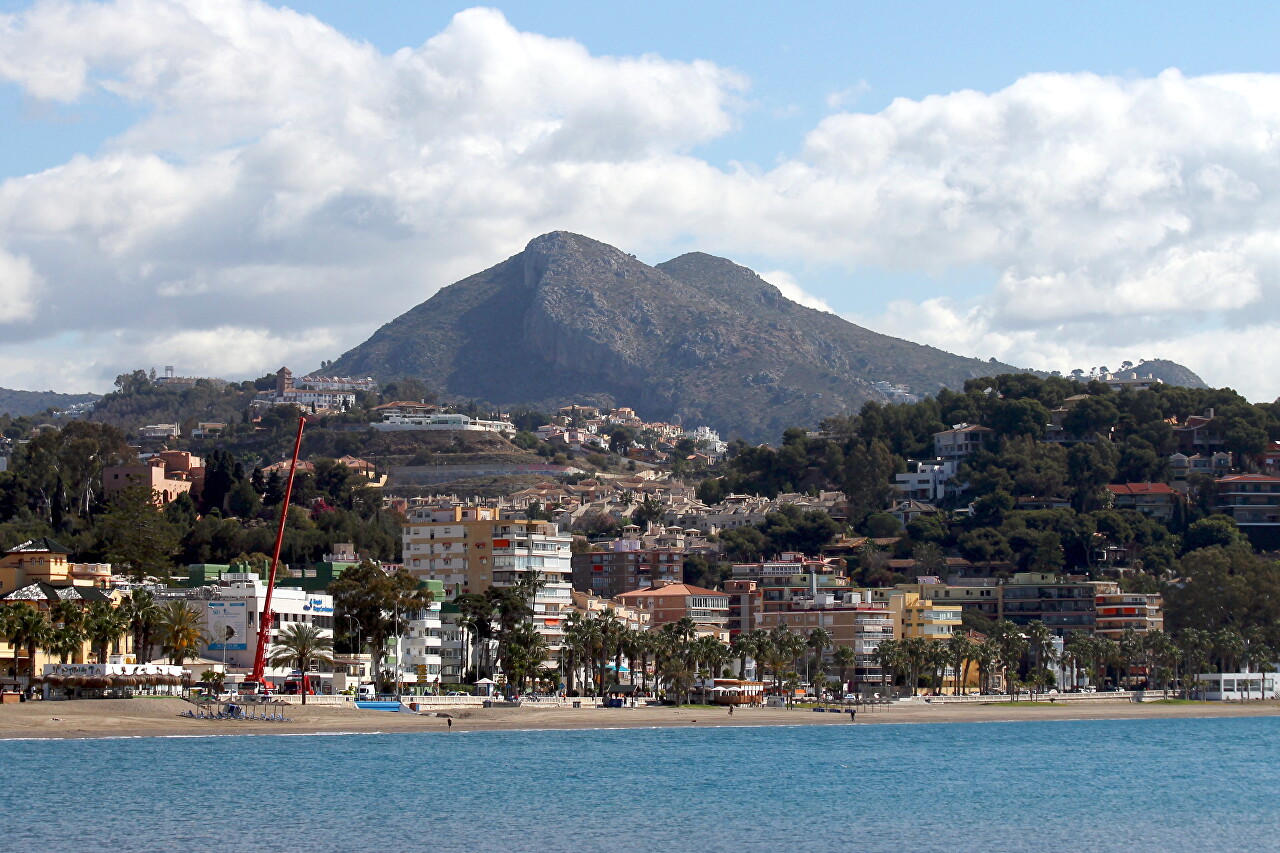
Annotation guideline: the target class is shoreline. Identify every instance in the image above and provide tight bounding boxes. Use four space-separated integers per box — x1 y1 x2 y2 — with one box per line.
1 697 1278 741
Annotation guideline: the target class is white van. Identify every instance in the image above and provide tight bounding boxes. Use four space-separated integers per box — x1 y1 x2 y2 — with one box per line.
356 683 377 700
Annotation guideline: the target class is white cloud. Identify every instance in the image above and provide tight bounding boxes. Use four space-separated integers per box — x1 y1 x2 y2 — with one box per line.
0 2 1279 399
0 247 40 322
759 270 833 313
824 81 870 111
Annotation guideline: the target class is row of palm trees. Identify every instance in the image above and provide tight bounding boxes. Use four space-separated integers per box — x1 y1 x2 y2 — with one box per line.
0 591 210 689
870 620 1273 698
558 616 867 704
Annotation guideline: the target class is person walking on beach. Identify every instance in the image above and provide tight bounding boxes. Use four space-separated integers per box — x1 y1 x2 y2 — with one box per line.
848 708 856 723
447 717 452 728
728 705 734 717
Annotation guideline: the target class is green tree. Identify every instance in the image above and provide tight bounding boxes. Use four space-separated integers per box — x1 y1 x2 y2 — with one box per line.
97 483 180 581
329 561 435 691
1182 516 1249 553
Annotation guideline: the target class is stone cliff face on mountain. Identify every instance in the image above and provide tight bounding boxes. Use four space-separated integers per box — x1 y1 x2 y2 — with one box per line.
325 232 1022 440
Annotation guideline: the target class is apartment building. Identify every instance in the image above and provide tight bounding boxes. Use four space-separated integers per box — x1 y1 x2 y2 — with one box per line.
867 589 963 641
399 579 445 692
754 590 892 691
933 424 993 460
1215 474 1280 527
1093 591 1164 640
402 505 573 665
571 539 684 599
1105 483 1180 522
615 582 730 640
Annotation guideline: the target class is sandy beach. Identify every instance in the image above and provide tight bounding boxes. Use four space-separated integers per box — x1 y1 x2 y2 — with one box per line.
1 696 1278 740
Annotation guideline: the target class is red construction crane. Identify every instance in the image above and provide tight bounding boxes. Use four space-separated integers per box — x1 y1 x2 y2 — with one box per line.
246 415 307 692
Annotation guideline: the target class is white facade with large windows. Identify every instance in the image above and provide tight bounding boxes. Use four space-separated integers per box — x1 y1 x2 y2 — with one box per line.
491 521 573 663
402 506 573 674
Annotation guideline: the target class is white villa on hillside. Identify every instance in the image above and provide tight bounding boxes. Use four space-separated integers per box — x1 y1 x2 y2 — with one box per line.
372 412 515 433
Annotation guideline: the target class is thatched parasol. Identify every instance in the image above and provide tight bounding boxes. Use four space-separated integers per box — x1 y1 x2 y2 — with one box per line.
84 676 108 690
106 675 127 688
44 674 65 687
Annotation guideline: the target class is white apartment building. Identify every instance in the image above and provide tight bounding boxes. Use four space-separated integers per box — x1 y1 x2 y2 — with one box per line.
398 599 444 692
403 506 572 671
893 458 961 503
373 413 515 433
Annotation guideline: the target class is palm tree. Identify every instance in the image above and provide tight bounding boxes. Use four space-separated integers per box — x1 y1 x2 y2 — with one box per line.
729 632 753 680
946 633 976 696
580 617 604 695
561 612 588 695
156 601 207 666
1177 628 1212 698
1023 621 1053 672
268 623 334 705
500 623 550 694
806 626 832 693
901 636 929 696
875 638 901 695
597 609 625 687
11 606 51 691
0 605 23 680
990 620 1028 698
1212 627 1245 675
974 638 999 694
85 600 128 665
831 645 856 697
120 589 159 663
44 623 86 665
454 592 496 680
657 653 695 706
632 629 657 694
1063 632 1092 691
1144 630 1178 697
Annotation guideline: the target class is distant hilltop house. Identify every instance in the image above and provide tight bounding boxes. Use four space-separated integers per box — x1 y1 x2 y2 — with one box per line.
371 411 515 433
295 372 378 393
372 401 439 418
103 450 204 506
152 365 228 390
253 367 355 413
137 423 180 440
1097 370 1163 393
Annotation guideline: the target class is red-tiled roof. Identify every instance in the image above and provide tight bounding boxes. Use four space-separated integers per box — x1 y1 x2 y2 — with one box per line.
1106 483 1177 496
1217 474 1280 483
616 583 723 599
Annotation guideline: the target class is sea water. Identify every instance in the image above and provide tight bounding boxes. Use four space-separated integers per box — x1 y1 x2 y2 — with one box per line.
3 717 1277 852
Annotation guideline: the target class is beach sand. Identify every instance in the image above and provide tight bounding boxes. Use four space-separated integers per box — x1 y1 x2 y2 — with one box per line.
1 697 1278 739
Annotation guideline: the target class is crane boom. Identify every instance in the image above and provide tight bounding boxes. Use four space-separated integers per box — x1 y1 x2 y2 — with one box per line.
248 415 307 688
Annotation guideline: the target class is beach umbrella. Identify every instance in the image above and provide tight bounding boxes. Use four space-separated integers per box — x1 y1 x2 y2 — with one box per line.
107 675 126 688
44 674 64 687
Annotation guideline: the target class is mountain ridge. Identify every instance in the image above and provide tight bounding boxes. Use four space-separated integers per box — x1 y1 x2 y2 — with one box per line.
325 232 1194 440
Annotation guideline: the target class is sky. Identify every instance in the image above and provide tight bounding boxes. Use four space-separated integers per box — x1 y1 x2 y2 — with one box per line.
1 1 1279 398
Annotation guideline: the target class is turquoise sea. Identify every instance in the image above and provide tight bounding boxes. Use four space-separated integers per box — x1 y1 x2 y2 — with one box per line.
3 717 1278 851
